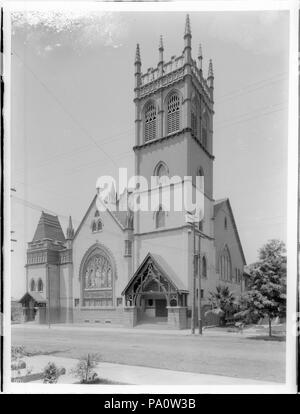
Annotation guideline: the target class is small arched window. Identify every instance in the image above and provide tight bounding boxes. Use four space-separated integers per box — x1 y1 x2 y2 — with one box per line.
30 279 36 292
144 102 157 142
154 161 169 185
202 256 207 278
92 221 97 232
97 220 103 232
38 278 43 292
94 210 100 217
167 93 180 134
224 217 227 229
155 206 166 228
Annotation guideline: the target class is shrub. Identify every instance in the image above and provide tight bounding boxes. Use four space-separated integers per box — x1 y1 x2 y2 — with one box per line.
43 362 61 384
71 353 100 384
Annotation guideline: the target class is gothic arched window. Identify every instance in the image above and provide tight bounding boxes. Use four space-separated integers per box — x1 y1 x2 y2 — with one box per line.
30 279 36 292
219 246 232 281
202 256 207 278
92 221 97 232
144 102 157 142
82 251 113 307
202 112 209 149
155 206 166 228
97 220 103 232
38 278 43 292
154 161 169 185
167 93 180 134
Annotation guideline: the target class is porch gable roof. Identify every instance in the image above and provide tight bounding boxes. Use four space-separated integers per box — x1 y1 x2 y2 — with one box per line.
19 291 47 304
122 252 188 296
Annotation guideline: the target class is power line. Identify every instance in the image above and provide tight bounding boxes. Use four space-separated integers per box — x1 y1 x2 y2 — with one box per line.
12 49 121 169
215 71 288 103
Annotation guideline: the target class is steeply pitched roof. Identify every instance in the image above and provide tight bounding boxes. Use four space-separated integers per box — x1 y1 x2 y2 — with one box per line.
19 291 47 304
122 252 188 295
214 198 246 265
32 212 65 242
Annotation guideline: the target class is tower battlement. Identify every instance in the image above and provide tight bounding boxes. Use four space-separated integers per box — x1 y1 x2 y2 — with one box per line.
135 15 214 104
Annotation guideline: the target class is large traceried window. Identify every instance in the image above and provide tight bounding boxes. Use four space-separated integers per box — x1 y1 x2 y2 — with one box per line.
144 102 157 142
83 252 113 307
167 93 180 134
219 246 232 282
155 206 166 228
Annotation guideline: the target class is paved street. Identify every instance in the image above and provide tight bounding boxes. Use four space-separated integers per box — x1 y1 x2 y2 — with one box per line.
11 324 286 383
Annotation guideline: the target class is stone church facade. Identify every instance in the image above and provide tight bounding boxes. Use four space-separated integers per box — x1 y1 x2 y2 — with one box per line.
20 16 246 329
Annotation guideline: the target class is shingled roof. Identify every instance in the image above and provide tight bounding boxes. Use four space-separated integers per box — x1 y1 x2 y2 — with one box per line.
32 212 65 242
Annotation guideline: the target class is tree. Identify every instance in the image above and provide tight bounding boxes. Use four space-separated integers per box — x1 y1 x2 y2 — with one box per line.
208 285 236 326
239 239 286 336
71 353 100 384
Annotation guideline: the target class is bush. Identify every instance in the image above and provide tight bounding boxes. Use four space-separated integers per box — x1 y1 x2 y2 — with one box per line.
71 353 100 384
43 362 62 384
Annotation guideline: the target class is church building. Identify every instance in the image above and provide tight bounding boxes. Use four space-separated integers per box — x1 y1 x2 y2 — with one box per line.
20 16 247 329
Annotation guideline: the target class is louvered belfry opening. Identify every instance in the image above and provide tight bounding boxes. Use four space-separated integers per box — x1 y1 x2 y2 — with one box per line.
167 93 180 134
144 102 157 141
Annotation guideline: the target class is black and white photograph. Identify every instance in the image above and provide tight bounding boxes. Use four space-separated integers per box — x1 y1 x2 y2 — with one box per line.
1 0 298 395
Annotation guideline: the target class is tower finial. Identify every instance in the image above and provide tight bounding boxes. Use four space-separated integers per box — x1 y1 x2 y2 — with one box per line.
66 215 74 240
198 44 203 71
184 14 191 36
135 43 141 64
159 35 164 51
208 59 214 78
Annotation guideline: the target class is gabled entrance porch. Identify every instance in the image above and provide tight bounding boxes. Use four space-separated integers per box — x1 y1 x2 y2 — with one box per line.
122 253 188 329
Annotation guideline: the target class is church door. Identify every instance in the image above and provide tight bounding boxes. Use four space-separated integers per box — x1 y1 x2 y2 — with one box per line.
155 299 167 317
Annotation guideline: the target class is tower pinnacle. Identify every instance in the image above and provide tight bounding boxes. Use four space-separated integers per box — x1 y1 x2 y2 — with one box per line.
184 14 191 37
66 216 74 240
135 43 141 64
198 44 203 71
159 35 164 51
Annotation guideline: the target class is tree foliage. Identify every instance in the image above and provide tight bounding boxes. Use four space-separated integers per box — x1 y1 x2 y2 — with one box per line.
71 353 100 384
239 239 286 336
208 285 236 325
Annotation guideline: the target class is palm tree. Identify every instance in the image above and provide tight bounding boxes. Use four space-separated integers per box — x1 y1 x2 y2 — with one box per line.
208 285 236 326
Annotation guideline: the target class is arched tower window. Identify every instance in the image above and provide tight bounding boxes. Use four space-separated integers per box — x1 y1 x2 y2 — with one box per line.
167 93 180 134
38 278 43 292
154 161 169 185
219 246 232 281
155 205 166 228
144 102 157 142
202 112 209 149
30 279 36 292
202 256 207 278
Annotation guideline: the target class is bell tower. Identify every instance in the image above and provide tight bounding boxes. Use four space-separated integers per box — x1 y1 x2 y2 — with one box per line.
133 14 215 204
133 15 216 281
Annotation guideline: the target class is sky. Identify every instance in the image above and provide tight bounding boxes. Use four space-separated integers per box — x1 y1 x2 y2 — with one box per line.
10 8 290 298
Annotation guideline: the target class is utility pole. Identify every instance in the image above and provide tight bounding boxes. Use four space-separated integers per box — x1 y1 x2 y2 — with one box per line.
10 188 17 252
191 221 197 334
197 233 203 335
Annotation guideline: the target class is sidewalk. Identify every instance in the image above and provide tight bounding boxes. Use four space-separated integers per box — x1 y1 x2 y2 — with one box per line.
19 355 277 385
12 322 263 337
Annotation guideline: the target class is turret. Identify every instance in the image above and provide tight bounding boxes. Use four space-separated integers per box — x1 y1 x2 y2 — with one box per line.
158 35 164 77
